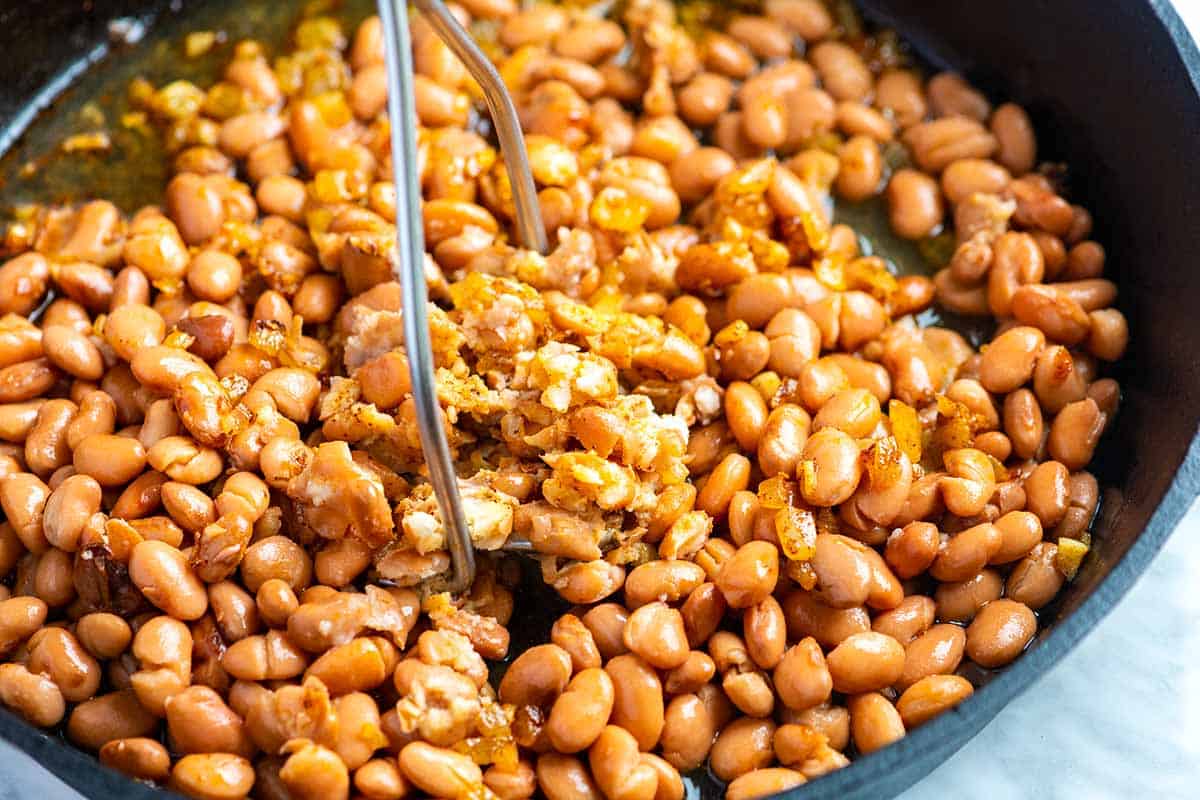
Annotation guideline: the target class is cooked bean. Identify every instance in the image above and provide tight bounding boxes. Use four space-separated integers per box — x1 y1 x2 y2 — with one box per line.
725 767 806 800
624 560 705 608
927 72 990 121
605 653 665 751
1011 284 1092 345
724 382 768 452
546 668 614 753
826 632 905 693
1032 345 1089 414
935 569 1004 623
170 754 256 800
0 254 50 316
1047 398 1105 471
677 73 735 128
398 743 482 799
0 358 57 403
1 472 50 553
279 741 350 800
810 41 871 101
623 602 689 670
1025 460 1070 527
757 404 810 478
904 116 997 173
1006 542 1065 609
965 599 1037 667
872 595 936 646
991 103 1037 174
681 582 727 648
765 308 821 378
716 541 779 609
798 427 863 506
930 523 1002 582
992 510 1044 564
773 637 832 712
743 596 787 670
764 0 832 39
663 651 717 696
537 753 602 800
99 737 171 781
848 691 905 754
499 643 572 708
810 534 872 609
942 159 1011 204
742 92 788 150
73 433 146 487
222 629 308 681
166 684 254 757
897 623 966 690
710 716 777 782
659 692 721 772
782 590 870 649
836 135 883 201
129 539 208 620
887 169 944 240
884 522 939 579
76 612 132 660
67 689 158 750
241 535 312 592
358 757 411 800
696 453 751 517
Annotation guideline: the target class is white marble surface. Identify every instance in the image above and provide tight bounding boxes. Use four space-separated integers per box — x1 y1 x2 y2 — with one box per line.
4 3 1200 799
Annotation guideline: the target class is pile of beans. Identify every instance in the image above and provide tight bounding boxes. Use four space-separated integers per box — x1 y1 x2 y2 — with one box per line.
0 0 1126 798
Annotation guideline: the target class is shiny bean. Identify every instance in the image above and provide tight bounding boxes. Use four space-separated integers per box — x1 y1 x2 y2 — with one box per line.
897 623 966 691
623 602 689 670
605 654 664 751
129 539 208 620
1047 398 1105 471
872 595 936 646
847 691 905 755
1006 542 1065 609
715 541 779 609
965 599 1037 667
0 662 65 727
537 753 602 800
798 427 863 506
930 523 1002 582
773 637 832 712
170 754 256 800
547 668 614 753
886 169 943 240
710 717 777 782
99 737 171 782
826 632 905 693
1025 460 1070 527
499 643 572 708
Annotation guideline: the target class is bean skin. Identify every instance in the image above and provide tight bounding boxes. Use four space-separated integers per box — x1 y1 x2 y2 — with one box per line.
898 674 974 727
966 599 1037 667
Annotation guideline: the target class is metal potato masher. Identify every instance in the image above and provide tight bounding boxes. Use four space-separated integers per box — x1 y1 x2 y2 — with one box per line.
378 0 547 593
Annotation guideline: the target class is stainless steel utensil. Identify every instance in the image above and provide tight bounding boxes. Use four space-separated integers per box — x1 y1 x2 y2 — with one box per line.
378 0 546 593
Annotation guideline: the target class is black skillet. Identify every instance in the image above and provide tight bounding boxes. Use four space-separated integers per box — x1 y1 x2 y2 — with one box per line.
0 1 1197 798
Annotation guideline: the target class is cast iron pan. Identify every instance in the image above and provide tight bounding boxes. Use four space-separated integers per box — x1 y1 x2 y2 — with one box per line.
0 1 1198 798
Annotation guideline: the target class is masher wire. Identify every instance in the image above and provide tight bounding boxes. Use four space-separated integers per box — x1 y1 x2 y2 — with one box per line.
378 0 546 594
